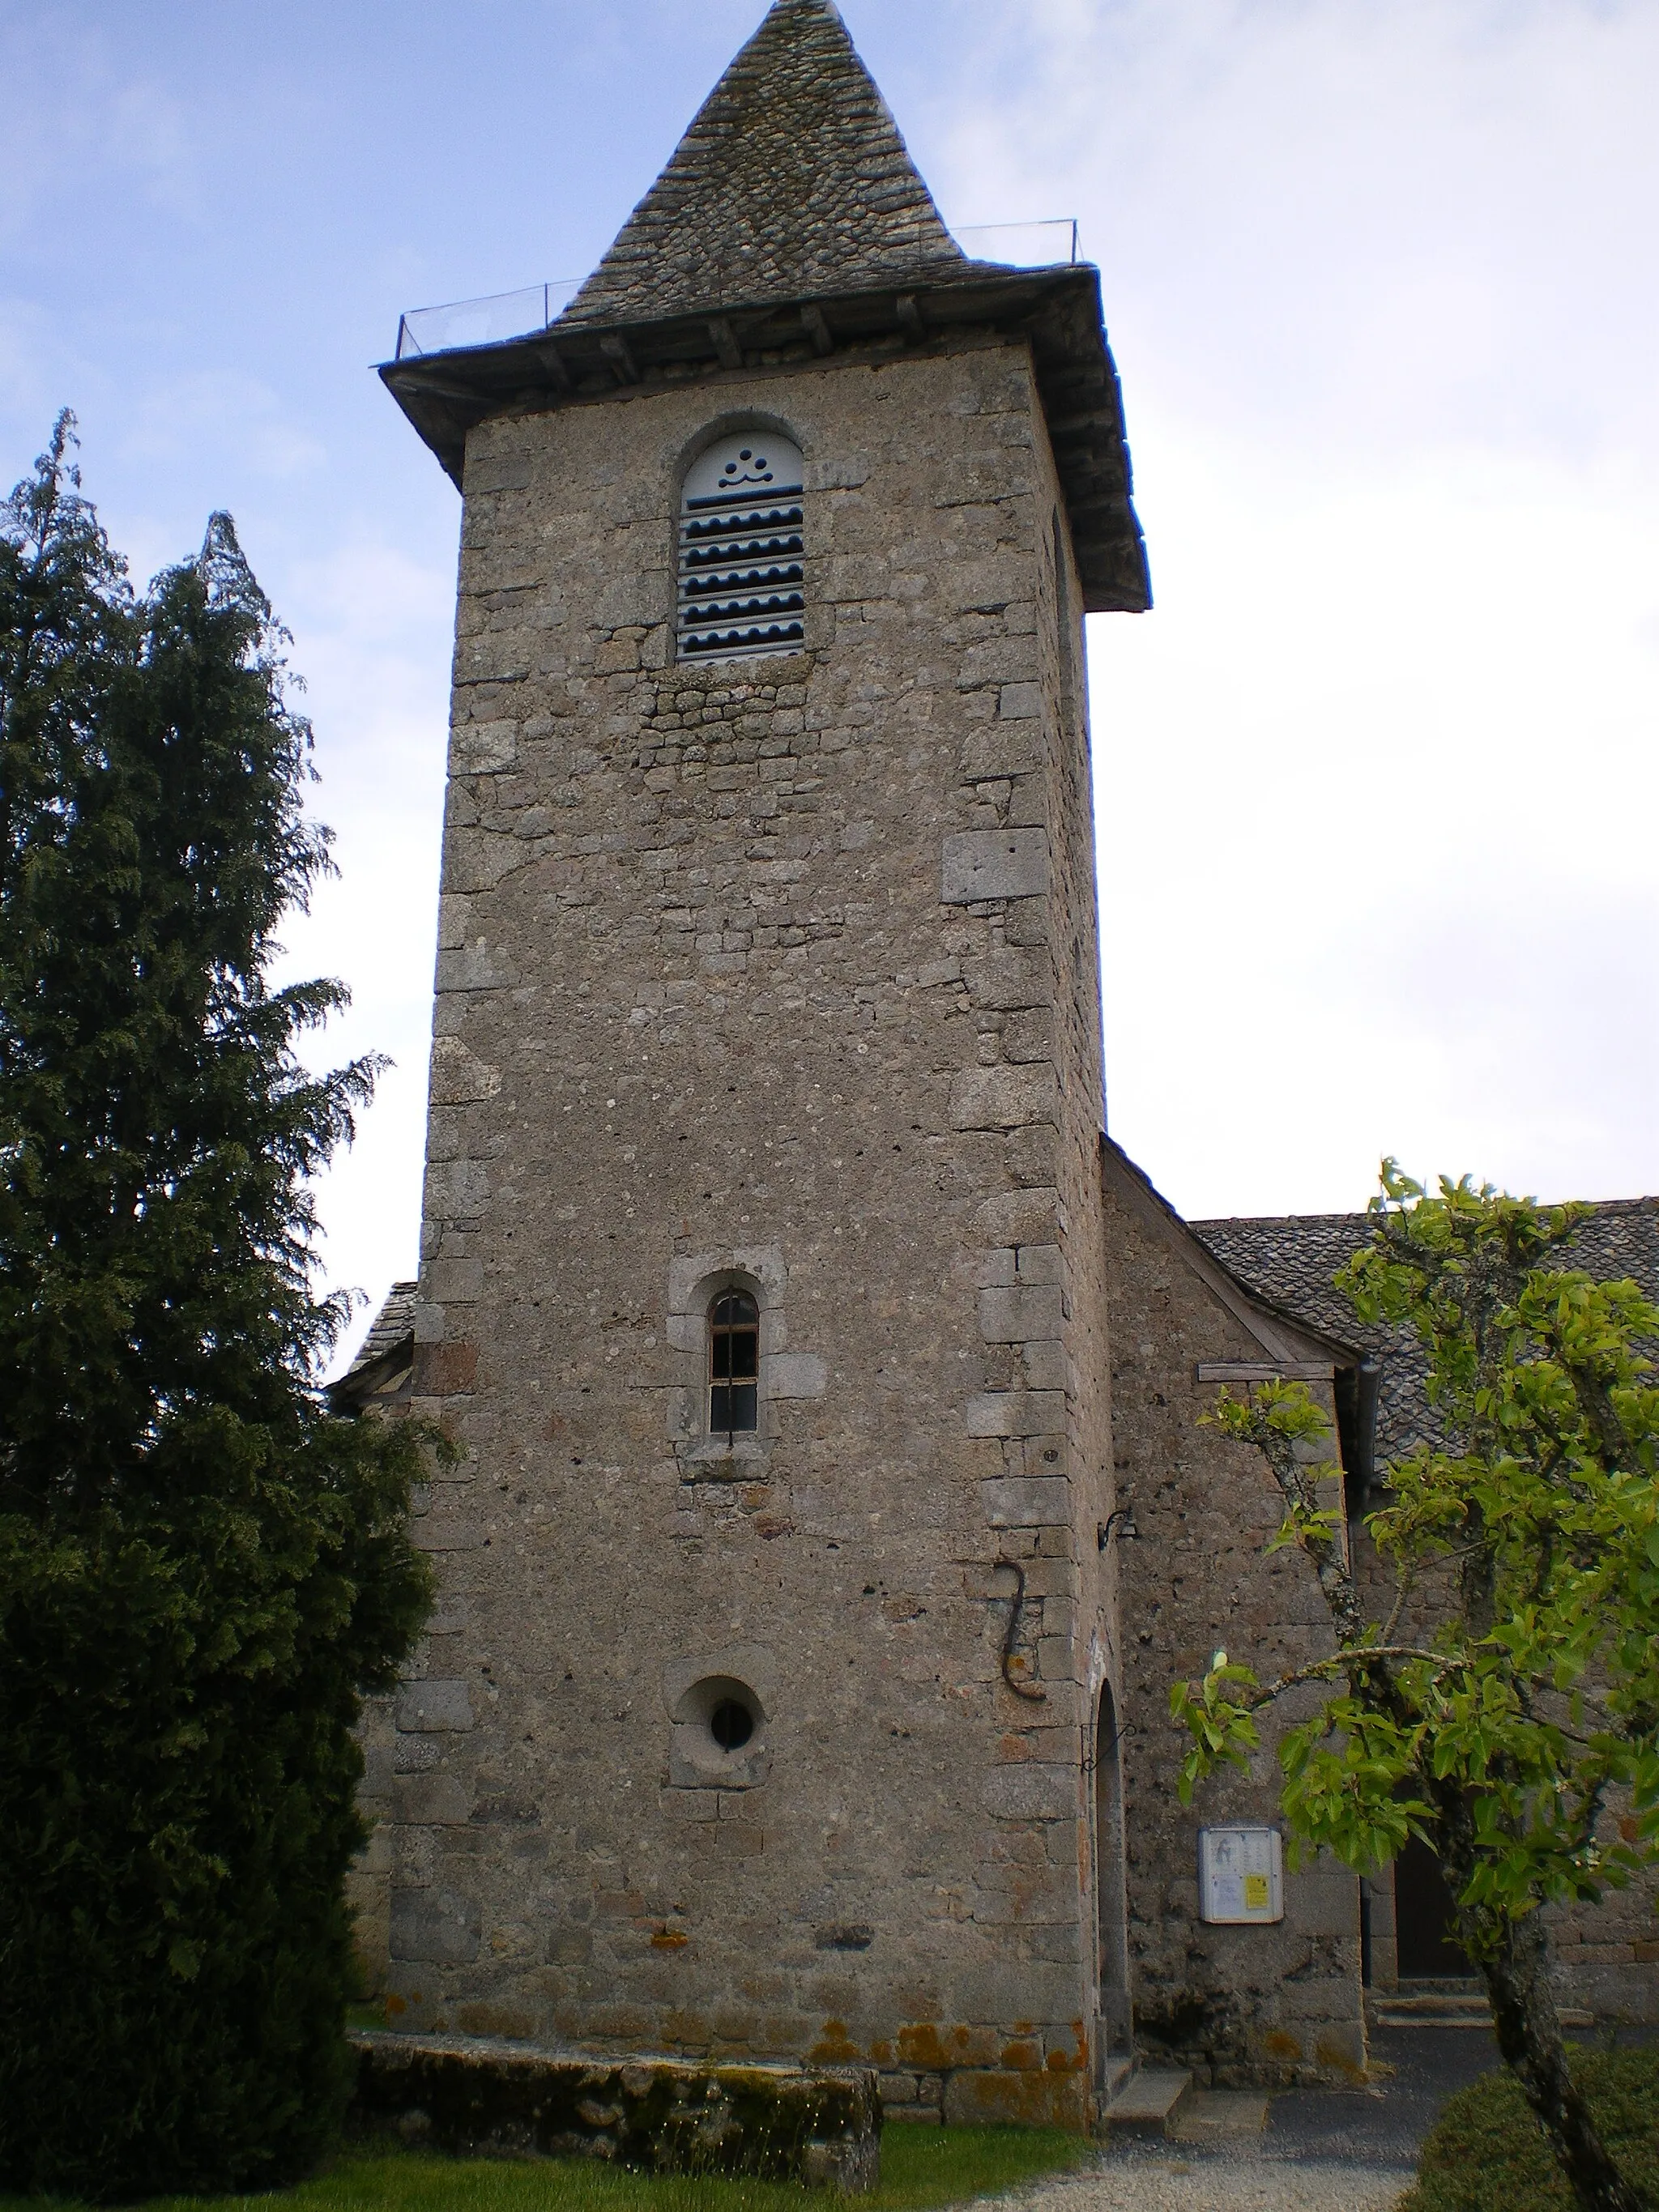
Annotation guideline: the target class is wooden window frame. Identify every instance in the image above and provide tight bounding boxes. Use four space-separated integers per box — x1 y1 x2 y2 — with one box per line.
709 1289 761 1441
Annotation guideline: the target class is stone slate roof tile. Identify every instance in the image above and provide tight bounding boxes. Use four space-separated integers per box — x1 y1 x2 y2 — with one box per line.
1193 1200 1659 1465
560 0 968 330
334 1282 418 1380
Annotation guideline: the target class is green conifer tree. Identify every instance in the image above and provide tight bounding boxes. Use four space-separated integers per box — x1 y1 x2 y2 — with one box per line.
0 418 434 2198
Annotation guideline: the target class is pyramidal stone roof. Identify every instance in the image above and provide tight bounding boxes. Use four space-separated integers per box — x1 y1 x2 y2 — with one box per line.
560 0 968 329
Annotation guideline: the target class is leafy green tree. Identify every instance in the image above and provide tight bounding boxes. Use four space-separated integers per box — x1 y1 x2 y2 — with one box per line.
0 417 434 2199
1174 1165 1659 2212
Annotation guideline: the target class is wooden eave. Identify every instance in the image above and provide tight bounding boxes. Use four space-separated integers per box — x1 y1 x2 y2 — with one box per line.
326 1337 414 1416
378 262 1151 616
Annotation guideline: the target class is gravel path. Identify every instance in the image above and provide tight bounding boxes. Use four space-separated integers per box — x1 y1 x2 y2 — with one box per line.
996 2152 1408 2212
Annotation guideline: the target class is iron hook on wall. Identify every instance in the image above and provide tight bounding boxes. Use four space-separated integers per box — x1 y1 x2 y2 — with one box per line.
993 1557 1048 1703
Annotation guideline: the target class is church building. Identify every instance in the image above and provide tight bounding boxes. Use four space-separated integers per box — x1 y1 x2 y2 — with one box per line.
345 0 1658 2129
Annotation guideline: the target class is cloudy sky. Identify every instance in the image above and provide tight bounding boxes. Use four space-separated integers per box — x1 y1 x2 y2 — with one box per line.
3 0 1656 1370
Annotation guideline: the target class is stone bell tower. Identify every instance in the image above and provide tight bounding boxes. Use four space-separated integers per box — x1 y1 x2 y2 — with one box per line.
379 0 1149 2129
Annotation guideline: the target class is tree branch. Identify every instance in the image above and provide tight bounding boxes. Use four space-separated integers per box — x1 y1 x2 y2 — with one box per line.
1242 1645 1465 1711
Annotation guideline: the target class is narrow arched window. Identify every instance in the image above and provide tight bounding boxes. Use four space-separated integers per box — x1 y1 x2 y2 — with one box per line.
709 1289 760 1438
678 434 805 662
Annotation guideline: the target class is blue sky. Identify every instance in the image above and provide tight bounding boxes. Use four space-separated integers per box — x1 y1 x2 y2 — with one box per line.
4 0 1657 1368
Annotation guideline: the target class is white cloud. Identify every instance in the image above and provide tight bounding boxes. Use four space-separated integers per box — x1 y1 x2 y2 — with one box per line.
1090 414 1659 1214
0 19 205 241
120 372 327 482
895 0 1659 1213
928 0 1659 450
265 535 455 1374
104 79 203 220
0 299 67 459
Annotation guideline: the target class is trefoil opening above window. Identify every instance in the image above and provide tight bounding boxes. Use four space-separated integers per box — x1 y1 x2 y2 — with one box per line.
678 433 806 663
710 1289 760 1439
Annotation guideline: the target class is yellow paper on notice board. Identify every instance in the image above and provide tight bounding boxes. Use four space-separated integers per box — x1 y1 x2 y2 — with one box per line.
1243 1874 1270 1912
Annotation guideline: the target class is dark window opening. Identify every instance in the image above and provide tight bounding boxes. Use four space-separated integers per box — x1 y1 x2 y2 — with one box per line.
1333 1357 1383 1523
710 1699 755 1751
710 1289 759 1438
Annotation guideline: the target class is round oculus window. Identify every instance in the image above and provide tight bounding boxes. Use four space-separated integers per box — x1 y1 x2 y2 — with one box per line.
710 1699 756 1752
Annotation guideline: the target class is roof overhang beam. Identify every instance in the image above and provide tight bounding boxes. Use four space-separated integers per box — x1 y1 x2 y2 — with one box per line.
378 262 1150 615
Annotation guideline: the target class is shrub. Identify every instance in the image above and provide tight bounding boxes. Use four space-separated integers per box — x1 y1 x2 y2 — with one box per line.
1402 2047 1659 2212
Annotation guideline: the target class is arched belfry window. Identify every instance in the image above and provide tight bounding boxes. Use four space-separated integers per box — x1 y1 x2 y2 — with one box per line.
709 1289 761 1438
678 433 806 662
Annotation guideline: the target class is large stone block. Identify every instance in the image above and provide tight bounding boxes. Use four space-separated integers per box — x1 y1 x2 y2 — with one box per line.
980 1763 1076 1820
961 727 1042 780
767 1353 829 1399
464 451 531 496
411 1515 487 1554
1286 1862 1362 1939
453 721 518 774
940 829 1049 905
390 1887 482 1965
976 1187 1062 1246
966 1395 1068 1441
949 1963 1083 2028
426 1257 484 1304
949 1064 1058 1132
429 1038 502 1106
979 1286 1064 1344
394 1680 476 1733
395 1774 474 1827
981 1477 1071 1526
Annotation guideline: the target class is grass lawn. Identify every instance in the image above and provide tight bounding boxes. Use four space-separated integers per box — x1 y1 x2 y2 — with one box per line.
0 2123 1091 2212
1401 2044 1659 2212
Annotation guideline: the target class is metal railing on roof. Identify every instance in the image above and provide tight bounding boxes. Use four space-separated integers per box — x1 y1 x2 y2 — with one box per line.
392 219 1081 361
952 217 1080 266
395 280 584 360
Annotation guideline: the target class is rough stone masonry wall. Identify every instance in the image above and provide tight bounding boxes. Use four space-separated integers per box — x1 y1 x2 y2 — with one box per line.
384 331 1119 2128
1100 1159 1367 2085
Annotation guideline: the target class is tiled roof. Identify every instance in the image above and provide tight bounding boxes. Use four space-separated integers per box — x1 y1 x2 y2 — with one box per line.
559 0 967 330
1192 1200 1659 1464
333 1281 419 1396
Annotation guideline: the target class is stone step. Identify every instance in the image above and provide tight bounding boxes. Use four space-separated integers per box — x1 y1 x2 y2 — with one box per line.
1372 2005 1492 2029
1100 2057 1136 2103
1102 2069 1194 2137
1372 1985 1491 2030
1170 2090 1269 2145
1370 1990 1594 2032
1377 1993 1492 2018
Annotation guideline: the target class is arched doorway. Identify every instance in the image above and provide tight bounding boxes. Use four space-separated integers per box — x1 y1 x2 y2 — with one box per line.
1094 1686 1132 2079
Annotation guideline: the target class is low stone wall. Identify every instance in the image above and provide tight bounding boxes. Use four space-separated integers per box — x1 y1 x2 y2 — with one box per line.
349 2033 881 2191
